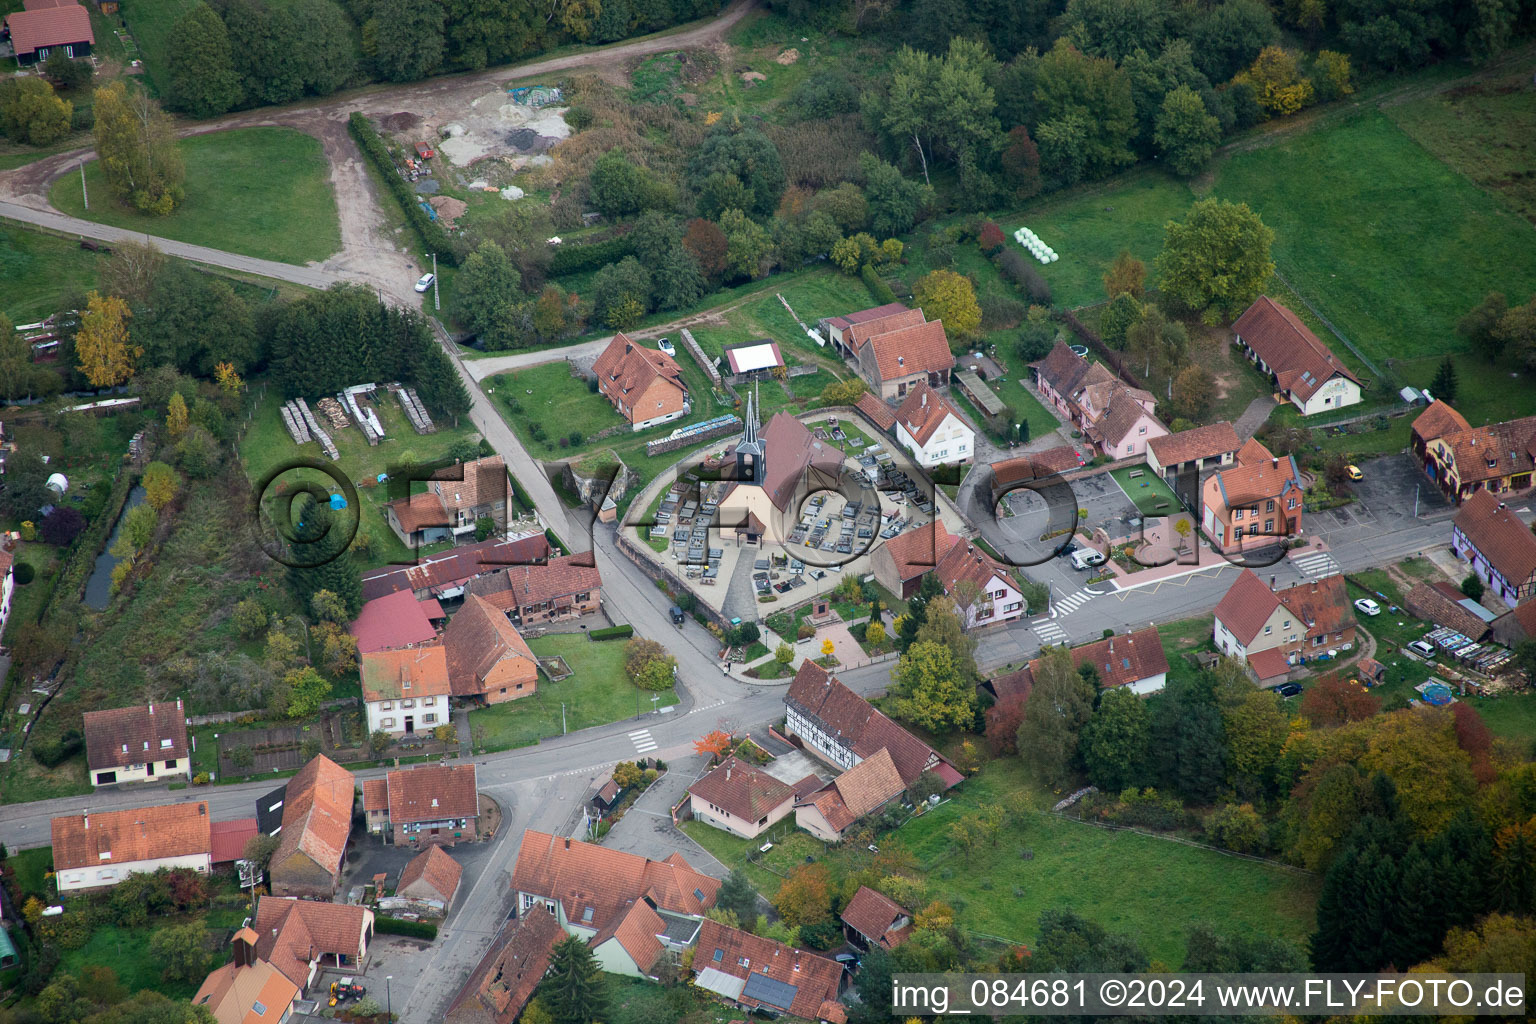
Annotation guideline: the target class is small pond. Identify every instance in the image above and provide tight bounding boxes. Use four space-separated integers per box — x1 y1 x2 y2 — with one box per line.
83 486 146 610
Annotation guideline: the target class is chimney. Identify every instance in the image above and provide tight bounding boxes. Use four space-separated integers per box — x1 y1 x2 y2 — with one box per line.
725 766 732 781
233 931 256 969
1271 458 1278 468
564 838 571 850
149 702 153 714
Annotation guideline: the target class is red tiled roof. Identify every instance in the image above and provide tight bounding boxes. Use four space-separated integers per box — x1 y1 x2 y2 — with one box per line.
1455 490 1536 586
1212 569 1284 646
363 778 388 813
387 456 508 532
801 748 903 833
386 763 479 825
688 755 795 824
994 446 1082 478
865 320 954 383
846 307 927 352
510 830 718 933
1034 627 1169 690
879 520 958 582
210 818 259 865
1424 415 1536 487
760 412 845 512
694 920 844 1020
1495 601 1536 643
193 953 300 1024
360 644 452 702
988 667 1033 705
786 662 953 787
1148 421 1241 468
52 802 210 871
1411 400 1472 445
1404 583 1491 642
894 381 965 447
1032 341 1092 398
82 700 188 772
1233 296 1360 401
1276 575 1355 642
594 899 666 974
442 593 538 697
855 392 896 432
5 1 92 57
826 302 909 334
840 886 912 949
466 554 601 613
446 909 564 1024
1210 440 1303 508
398 845 463 904
1245 646 1290 683
252 897 371 990
350 590 439 655
1086 383 1165 449
935 539 1013 606
592 332 688 423
272 755 353 887
360 535 552 602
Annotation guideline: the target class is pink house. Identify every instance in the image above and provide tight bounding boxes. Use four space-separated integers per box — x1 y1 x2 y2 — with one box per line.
1031 342 1168 457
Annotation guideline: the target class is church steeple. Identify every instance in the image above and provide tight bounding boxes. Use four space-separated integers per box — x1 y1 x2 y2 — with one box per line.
735 382 764 484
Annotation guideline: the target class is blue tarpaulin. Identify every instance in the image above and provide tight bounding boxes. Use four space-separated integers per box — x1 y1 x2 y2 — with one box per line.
329 494 348 510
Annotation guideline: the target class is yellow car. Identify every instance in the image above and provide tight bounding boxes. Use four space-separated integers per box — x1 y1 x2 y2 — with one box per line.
1345 464 1364 481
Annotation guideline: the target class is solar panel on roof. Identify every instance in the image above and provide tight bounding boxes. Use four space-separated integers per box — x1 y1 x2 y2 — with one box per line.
742 972 800 1010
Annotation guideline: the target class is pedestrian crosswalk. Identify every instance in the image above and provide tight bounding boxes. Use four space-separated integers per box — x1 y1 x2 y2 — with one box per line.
629 728 658 754
1293 551 1343 579
1033 619 1069 645
1054 589 1095 615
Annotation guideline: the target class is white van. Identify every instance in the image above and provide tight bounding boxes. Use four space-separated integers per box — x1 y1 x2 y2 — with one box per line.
1070 549 1106 571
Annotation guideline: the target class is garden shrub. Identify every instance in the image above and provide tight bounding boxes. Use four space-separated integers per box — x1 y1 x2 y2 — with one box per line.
590 624 634 641
376 916 437 940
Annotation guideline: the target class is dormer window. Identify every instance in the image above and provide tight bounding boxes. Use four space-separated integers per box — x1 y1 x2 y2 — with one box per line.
161 739 174 749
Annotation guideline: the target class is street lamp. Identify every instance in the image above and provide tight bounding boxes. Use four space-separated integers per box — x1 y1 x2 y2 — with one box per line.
385 976 392 1021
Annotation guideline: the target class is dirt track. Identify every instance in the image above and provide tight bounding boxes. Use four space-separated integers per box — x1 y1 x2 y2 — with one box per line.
0 0 758 304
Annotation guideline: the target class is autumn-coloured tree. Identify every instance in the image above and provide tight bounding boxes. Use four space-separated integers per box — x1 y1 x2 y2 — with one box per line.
76 290 140 387
865 620 887 650
977 222 1006 255
1236 46 1314 117
773 862 833 926
682 217 729 283
984 699 1024 755
694 730 733 760
913 268 982 340
214 361 244 394
1300 674 1381 727
821 638 836 658
141 460 179 511
947 816 980 862
1450 702 1497 785
166 391 189 437
1102 250 1145 301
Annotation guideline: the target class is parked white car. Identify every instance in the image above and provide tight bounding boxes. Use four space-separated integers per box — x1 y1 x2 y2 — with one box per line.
1071 549 1106 571
1354 598 1382 616
414 273 436 292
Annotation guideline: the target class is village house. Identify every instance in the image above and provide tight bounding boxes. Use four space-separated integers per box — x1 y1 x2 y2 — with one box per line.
1212 570 1357 683
855 317 955 401
821 302 913 357
1030 343 1167 457
360 534 552 603
510 830 719 979
82 699 191 788
870 520 956 600
251 896 373 995
840 886 913 950
795 747 905 842
397 844 464 907
268 755 354 900
1451 490 1536 606
1200 438 1305 554
466 554 602 625
51 802 212 894
784 661 963 788
193 929 302 1024
982 627 1170 716
1146 421 1242 483
443 593 540 704
1232 296 1362 416
349 589 443 656
3 0 93 66
1413 402 1536 504
591 332 691 431
894 382 974 467
693 920 847 1023
444 910 565 1024
686 755 814 839
361 644 451 736
363 762 480 847
385 455 511 548
935 538 1026 628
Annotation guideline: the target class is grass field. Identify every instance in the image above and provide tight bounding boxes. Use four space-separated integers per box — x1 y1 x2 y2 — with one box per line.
1386 70 1536 225
466 633 678 752
1110 464 1182 516
0 225 110 322
50 127 341 265
238 389 482 571
1212 109 1536 363
688 759 1316 964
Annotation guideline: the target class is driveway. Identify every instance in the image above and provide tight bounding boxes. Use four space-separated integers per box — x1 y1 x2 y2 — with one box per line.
599 754 730 878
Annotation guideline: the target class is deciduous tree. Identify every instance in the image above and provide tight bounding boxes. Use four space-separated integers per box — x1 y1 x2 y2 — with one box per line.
93 81 185 215
150 921 211 984
76 291 140 388
1016 646 1094 786
1154 84 1221 175
1170 364 1216 420
693 730 733 759
1300 675 1380 726
167 3 244 116
912 269 981 340
142 461 180 510
773 862 833 926
1080 686 1150 791
1156 198 1275 322
0 78 72 146
1103 251 1146 301
360 0 446 83
893 640 977 734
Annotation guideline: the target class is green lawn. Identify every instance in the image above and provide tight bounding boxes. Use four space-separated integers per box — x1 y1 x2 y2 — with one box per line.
1212 108 1536 363
466 633 678 752
7 847 55 901
238 388 482 572
1110 465 1182 517
50 128 341 265
0 225 111 322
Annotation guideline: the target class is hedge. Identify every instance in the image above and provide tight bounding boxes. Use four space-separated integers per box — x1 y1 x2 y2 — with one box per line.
590 625 634 641
32 729 84 768
543 527 568 555
861 264 896 305
376 916 438 940
551 235 634 277
348 113 460 267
